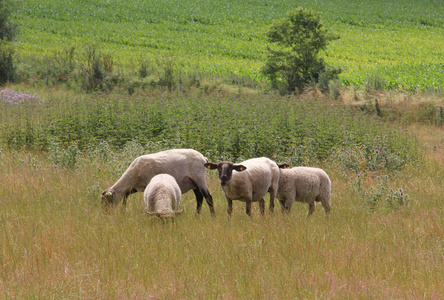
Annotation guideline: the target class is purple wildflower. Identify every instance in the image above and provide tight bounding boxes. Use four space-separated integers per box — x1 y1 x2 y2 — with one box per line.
0 89 42 105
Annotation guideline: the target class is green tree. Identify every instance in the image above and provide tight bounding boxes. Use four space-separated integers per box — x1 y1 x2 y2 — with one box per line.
262 7 339 94
0 0 16 41
0 0 17 84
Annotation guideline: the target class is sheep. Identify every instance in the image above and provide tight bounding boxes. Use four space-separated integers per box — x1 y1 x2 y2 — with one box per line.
205 157 280 216
144 174 183 217
101 149 215 215
276 164 331 216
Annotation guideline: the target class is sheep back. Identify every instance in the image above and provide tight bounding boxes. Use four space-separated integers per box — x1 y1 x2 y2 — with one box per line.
225 157 280 202
277 167 331 214
144 174 181 215
105 149 209 201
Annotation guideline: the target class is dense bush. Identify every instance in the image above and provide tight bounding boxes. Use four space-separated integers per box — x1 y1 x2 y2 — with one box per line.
262 7 340 93
0 0 17 84
0 0 16 41
0 40 15 83
0 89 421 170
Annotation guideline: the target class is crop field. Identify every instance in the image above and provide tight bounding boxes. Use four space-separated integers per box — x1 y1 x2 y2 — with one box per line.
1 0 444 298
14 0 444 90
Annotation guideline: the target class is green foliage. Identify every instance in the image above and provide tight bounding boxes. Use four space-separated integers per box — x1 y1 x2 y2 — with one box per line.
0 0 17 41
263 7 339 93
156 57 176 91
0 0 17 84
350 174 410 213
336 134 408 173
0 90 421 171
11 0 444 90
0 39 14 84
79 44 108 91
4 0 444 90
46 46 76 83
47 138 80 169
365 72 386 93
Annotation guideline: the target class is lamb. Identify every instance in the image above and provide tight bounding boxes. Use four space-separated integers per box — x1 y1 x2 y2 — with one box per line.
144 174 183 217
276 164 331 216
205 157 280 216
101 149 215 215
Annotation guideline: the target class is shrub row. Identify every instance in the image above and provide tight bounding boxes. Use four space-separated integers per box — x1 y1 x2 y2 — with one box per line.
1 90 421 171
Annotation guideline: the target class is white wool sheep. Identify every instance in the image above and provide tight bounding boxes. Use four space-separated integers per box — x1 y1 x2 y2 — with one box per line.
205 157 280 216
276 165 331 216
101 149 214 215
144 174 183 217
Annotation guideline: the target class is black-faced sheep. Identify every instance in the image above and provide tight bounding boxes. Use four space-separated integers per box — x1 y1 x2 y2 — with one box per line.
205 157 280 216
144 174 183 217
276 164 331 216
101 149 214 215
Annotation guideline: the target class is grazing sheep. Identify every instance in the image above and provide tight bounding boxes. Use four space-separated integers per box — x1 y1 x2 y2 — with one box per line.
144 174 183 217
205 157 280 216
276 164 331 216
101 149 214 215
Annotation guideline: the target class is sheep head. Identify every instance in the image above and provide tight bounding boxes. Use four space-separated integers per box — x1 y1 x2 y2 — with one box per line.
205 161 247 186
277 163 290 169
101 189 116 206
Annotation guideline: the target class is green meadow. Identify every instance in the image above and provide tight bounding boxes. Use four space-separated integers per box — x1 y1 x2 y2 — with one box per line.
15 0 444 90
1 0 444 298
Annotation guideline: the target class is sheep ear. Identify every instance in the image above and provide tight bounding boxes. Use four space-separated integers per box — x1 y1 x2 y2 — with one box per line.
204 163 218 170
277 163 290 169
234 165 247 172
101 190 114 199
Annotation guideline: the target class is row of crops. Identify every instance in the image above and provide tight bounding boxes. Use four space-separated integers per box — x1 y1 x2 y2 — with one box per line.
14 0 444 90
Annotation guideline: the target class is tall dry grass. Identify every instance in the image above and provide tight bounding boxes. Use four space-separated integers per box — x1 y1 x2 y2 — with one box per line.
1 124 443 299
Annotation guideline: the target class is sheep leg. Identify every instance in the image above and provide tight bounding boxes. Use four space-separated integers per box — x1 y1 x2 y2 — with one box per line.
193 188 204 214
279 199 292 213
122 188 138 206
227 197 233 216
269 195 275 214
259 198 265 216
279 199 287 212
201 189 215 216
268 187 276 213
191 178 215 215
307 202 315 216
318 195 331 215
285 199 295 212
323 203 331 215
245 198 252 216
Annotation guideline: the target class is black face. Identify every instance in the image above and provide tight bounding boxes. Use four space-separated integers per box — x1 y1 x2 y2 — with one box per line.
218 162 235 186
101 190 114 205
205 161 247 186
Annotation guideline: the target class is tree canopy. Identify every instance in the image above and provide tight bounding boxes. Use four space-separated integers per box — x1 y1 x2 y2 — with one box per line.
262 7 339 93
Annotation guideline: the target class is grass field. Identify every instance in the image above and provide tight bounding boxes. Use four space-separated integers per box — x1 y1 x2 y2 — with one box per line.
1 0 444 298
1 85 443 298
14 0 444 90
0 123 443 298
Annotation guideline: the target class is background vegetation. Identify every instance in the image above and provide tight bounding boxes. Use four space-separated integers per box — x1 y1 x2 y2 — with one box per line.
12 0 444 90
